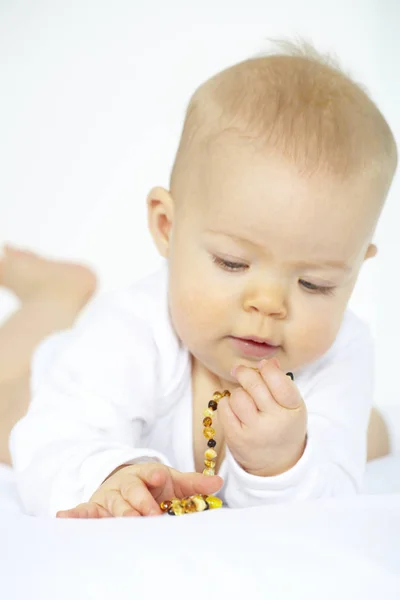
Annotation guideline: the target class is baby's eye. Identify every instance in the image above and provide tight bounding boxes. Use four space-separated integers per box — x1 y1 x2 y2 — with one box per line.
299 279 335 296
212 256 248 271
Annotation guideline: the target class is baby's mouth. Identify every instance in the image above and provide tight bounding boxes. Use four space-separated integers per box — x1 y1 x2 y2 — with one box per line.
228 336 280 360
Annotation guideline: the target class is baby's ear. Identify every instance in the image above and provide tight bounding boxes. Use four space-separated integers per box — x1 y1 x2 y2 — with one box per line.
147 187 174 258
364 243 378 260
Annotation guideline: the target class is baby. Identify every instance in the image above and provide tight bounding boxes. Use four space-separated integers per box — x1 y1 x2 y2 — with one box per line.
8 43 398 517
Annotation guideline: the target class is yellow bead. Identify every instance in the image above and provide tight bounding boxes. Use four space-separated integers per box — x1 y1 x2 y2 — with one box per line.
203 468 215 476
212 391 224 402
204 459 216 469
205 448 217 460
206 495 223 509
171 502 185 516
203 416 212 427
203 408 214 418
192 495 208 512
203 427 216 439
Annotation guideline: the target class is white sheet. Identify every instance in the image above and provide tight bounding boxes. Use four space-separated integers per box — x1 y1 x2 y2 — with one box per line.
1 461 400 600
1 494 399 600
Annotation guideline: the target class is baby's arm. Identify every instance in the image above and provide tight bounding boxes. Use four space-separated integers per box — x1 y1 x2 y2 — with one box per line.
10 294 174 516
221 316 374 507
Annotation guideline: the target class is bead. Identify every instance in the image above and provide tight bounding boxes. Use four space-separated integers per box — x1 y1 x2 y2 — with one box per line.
205 495 223 509
207 439 217 448
212 391 224 402
203 468 215 476
170 502 185 516
203 427 216 439
204 459 216 469
208 400 218 411
203 416 212 427
160 500 172 512
223 390 231 397
286 372 294 380
181 498 197 513
167 508 175 515
192 495 208 512
203 408 214 418
205 448 217 460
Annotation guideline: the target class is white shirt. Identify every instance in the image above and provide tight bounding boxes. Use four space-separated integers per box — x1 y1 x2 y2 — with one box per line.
10 265 374 516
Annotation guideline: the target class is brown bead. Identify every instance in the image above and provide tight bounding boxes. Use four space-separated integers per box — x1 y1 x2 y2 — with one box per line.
208 400 218 411
160 500 172 512
207 439 217 448
203 427 216 439
203 416 212 427
223 390 231 397
182 498 197 513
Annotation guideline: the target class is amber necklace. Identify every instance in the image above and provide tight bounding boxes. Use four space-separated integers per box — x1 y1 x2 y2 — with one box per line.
160 389 230 515
159 368 294 516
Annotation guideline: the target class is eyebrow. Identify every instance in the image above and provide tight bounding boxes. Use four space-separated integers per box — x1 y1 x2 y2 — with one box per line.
205 229 352 273
295 260 352 273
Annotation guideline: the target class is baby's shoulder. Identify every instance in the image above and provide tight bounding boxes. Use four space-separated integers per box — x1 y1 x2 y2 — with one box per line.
75 265 169 330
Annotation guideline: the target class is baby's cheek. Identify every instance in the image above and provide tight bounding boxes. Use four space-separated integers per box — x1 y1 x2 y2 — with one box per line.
290 317 340 365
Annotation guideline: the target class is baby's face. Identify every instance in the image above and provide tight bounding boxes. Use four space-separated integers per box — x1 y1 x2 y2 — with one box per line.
166 144 378 381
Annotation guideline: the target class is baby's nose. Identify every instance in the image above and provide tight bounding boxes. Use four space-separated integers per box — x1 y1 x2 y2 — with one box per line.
242 284 287 319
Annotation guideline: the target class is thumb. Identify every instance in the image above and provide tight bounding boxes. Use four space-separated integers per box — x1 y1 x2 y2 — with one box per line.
172 470 224 498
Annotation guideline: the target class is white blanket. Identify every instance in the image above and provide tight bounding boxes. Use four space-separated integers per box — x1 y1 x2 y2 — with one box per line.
1 460 400 600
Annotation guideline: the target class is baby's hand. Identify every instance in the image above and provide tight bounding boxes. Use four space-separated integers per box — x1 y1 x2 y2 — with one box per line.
218 358 307 477
56 463 223 518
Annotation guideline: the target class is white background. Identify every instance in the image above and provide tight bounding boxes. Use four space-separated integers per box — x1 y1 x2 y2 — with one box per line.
0 1 399 408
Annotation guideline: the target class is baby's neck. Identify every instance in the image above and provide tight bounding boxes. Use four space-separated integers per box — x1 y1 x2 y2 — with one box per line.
190 355 234 395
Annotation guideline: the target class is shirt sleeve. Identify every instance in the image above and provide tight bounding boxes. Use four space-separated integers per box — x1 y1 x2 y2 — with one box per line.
9 293 171 517
220 317 374 508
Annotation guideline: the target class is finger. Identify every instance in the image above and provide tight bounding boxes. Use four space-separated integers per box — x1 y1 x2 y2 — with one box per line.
227 386 259 425
56 502 112 519
232 364 275 412
218 393 243 435
258 359 302 409
120 476 163 516
170 469 224 499
131 464 174 504
103 489 145 517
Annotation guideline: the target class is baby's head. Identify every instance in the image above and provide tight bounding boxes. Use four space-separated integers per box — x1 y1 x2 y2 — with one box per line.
148 42 397 381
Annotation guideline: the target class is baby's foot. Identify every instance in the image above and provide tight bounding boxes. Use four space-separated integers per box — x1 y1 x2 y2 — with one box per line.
0 244 97 305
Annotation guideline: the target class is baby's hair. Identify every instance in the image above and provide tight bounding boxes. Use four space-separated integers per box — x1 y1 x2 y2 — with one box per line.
170 38 397 203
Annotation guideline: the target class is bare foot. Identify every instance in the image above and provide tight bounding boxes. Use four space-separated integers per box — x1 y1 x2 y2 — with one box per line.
0 244 97 306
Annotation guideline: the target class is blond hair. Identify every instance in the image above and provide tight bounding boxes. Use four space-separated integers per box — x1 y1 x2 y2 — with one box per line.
170 39 397 199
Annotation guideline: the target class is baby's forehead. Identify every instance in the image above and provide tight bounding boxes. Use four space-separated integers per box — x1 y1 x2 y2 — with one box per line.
184 147 381 249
